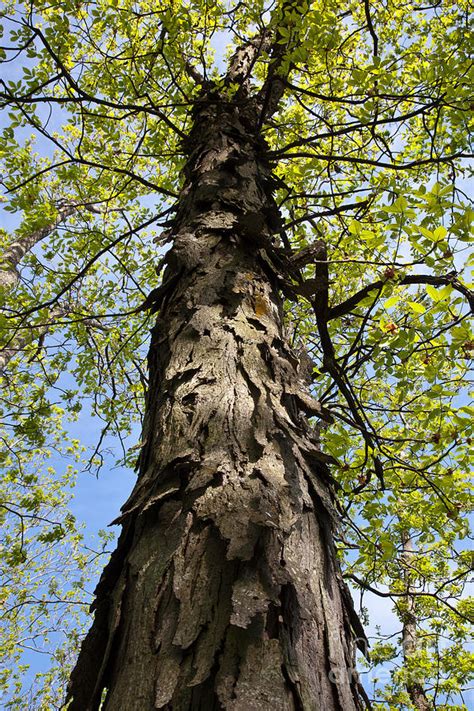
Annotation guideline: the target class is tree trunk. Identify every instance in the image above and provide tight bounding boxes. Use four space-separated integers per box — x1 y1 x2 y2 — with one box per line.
67 98 366 711
401 532 432 711
0 203 78 290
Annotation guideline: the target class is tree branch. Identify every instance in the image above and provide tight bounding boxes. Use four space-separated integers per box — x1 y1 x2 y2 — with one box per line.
24 24 187 139
225 31 272 92
328 274 474 321
283 200 369 230
255 0 310 124
346 573 472 623
4 207 174 321
309 239 385 489
364 0 379 57
0 201 103 289
270 150 473 171
271 100 442 155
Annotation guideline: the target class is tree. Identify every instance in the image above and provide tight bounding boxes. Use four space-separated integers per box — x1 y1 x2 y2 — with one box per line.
0 0 472 708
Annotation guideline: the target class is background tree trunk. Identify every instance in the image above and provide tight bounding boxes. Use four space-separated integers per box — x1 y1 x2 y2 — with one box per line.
0 203 78 290
401 532 432 711
67 98 366 711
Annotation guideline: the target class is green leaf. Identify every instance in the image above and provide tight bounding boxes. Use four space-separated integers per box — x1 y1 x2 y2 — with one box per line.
426 284 452 302
433 225 448 241
384 295 399 309
407 301 426 314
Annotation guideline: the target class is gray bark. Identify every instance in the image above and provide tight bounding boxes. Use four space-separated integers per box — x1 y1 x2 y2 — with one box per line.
0 202 102 370
0 203 78 290
0 306 67 373
67 97 366 711
401 532 432 711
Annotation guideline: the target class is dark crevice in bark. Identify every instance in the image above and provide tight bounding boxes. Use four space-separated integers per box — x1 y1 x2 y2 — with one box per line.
247 317 268 332
279 584 306 711
281 663 305 711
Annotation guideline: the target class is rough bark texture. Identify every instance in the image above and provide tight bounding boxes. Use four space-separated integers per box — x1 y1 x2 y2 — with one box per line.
0 306 69 373
67 97 366 711
0 202 98 371
402 533 432 711
0 203 78 290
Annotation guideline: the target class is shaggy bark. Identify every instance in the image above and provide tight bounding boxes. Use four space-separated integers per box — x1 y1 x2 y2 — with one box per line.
67 96 367 711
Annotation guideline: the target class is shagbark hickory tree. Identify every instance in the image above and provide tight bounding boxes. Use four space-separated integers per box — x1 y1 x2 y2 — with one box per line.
0 0 472 709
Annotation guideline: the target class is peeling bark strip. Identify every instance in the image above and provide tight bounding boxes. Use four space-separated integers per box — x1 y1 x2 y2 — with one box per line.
67 98 367 711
